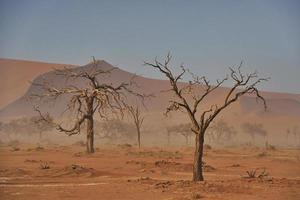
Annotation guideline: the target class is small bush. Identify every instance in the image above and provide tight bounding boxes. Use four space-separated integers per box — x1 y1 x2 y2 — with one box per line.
257 152 268 157
117 143 132 149
267 144 276 151
40 162 50 170
191 193 204 199
243 168 269 179
35 146 44 151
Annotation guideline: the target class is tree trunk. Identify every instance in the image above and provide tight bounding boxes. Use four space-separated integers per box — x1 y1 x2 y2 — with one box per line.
193 131 205 181
137 128 141 148
86 116 94 153
86 97 95 154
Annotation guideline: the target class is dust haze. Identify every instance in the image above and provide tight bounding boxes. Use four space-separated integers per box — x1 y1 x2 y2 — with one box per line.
0 57 300 200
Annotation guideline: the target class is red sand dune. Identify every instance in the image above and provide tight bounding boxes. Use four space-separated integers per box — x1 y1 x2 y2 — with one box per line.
0 58 73 109
0 59 299 144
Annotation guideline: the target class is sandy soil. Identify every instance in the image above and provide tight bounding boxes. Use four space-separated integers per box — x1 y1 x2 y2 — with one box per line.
0 143 299 200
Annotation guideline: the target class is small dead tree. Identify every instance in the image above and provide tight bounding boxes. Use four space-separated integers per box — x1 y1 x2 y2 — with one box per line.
243 168 269 179
127 105 144 148
32 58 143 153
31 114 54 140
145 53 268 181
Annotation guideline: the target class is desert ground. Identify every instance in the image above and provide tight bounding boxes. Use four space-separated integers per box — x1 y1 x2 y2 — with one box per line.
0 142 299 200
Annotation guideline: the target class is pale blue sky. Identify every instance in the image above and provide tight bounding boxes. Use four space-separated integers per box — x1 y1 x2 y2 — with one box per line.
0 0 299 93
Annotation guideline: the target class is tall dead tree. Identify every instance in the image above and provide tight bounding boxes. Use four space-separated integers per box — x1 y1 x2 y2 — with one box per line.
32 58 143 153
127 105 144 148
145 53 268 181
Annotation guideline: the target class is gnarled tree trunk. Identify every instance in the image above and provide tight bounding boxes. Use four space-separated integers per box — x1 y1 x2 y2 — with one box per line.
86 97 95 153
86 116 94 153
193 132 205 181
137 128 141 148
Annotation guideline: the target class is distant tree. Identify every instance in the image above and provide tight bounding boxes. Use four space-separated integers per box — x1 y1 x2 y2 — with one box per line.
0 116 54 141
30 114 54 140
241 122 267 143
0 119 22 139
207 120 237 145
145 53 268 181
32 58 143 153
286 126 300 146
95 119 135 142
166 123 193 146
127 105 145 148
179 124 193 146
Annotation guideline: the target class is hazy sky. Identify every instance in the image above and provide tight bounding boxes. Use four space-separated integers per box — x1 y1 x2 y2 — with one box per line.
0 0 299 93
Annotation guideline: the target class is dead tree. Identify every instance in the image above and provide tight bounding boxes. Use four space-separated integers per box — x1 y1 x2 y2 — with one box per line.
31 114 54 140
127 105 144 148
32 58 143 153
145 53 268 181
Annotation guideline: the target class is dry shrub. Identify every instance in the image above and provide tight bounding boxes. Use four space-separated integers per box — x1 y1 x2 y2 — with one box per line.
61 164 97 177
11 147 20 151
257 151 268 157
27 145 45 151
243 168 269 179
118 143 132 149
25 159 40 163
191 193 204 199
40 162 50 170
128 150 182 159
35 146 44 151
267 144 276 151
